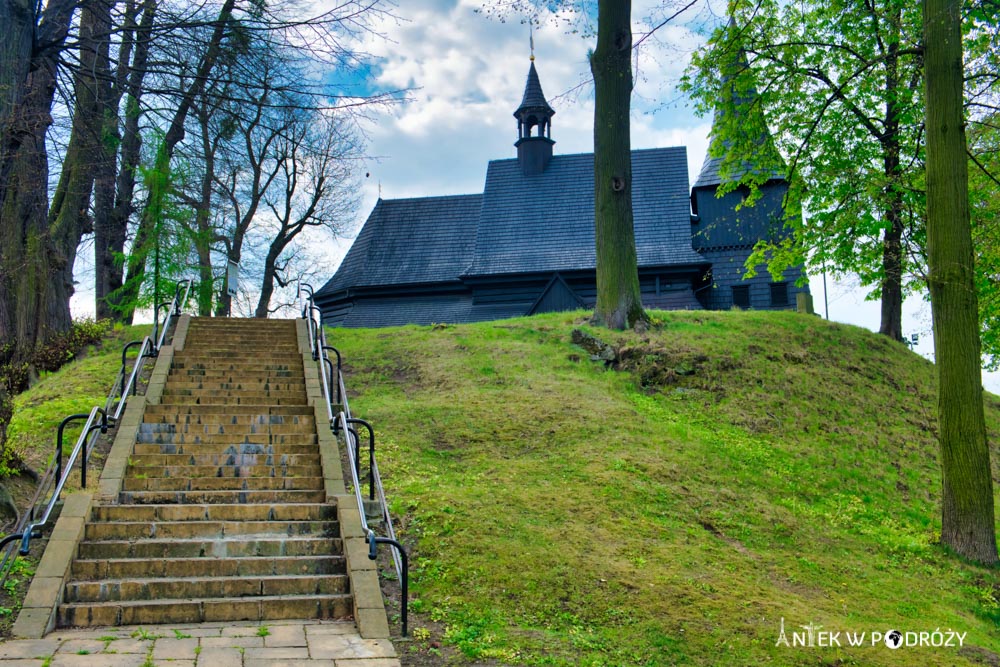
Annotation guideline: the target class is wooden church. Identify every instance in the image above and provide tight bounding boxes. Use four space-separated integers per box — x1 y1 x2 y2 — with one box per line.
315 59 808 327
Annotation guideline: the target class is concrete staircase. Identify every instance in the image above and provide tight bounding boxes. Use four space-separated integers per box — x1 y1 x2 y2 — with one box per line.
56 318 353 627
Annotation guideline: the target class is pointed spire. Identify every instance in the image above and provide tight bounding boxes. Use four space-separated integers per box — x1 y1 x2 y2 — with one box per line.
515 61 554 119
693 18 784 189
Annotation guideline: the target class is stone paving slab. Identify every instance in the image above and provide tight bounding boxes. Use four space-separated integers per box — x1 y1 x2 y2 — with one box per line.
0 621 399 666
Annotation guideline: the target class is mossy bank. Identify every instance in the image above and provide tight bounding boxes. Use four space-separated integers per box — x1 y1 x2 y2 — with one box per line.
329 309 1000 666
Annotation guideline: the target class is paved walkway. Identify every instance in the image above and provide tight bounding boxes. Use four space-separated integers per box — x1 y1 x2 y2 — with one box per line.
0 620 399 666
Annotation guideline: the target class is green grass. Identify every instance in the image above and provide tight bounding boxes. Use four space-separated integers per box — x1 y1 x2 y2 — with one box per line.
328 309 1000 666
6 324 150 473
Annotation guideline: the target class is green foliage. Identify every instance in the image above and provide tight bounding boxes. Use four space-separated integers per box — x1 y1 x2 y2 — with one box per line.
683 0 926 326
0 319 114 476
110 133 196 319
4 324 147 477
332 311 1000 665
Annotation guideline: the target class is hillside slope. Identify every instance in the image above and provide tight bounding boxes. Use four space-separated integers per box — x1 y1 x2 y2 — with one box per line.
329 310 1000 666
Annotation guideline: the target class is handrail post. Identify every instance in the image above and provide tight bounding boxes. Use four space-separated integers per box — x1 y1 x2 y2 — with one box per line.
322 345 342 404
370 535 409 637
120 340 143 397
55 414 90 482
346 418 376 501
81 408 108 489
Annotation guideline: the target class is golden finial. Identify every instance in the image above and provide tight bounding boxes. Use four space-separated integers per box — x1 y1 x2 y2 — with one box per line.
529 24 535 61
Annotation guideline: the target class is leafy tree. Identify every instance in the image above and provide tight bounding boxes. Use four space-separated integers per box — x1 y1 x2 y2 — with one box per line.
925 0 997 564
685 0 925 341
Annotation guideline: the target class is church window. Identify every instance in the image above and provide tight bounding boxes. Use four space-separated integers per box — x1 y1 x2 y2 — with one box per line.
732 285 750 309
770 282 789 307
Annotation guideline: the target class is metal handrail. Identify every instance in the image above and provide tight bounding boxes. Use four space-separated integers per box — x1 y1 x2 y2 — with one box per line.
300 284 407 636
0 279 192 582
20 405 108 553
338 411 408 637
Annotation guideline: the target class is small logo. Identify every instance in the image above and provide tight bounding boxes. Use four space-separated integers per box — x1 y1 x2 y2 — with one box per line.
885 630 903 649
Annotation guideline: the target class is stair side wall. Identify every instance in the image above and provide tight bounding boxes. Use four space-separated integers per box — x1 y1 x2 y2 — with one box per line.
11 493 93 638
297 318 391 640
12 317 188 638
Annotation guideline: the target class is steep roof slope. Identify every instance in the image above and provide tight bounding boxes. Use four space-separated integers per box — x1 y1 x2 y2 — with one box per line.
317 194 482 296
465 147 706 277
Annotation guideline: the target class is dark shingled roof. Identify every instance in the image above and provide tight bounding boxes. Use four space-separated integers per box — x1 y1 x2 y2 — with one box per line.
692 36 784 189
465 147 706 277
514 61 554 117
316 194 481 296
692 135 784 189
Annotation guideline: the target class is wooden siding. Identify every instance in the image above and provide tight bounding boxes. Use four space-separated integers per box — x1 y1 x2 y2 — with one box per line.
691 181 789 251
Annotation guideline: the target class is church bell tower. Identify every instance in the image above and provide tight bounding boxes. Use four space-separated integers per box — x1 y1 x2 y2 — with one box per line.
514 58 555 176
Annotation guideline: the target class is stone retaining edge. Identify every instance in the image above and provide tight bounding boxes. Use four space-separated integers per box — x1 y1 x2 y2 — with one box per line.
11 492 93 638
296 318 392 640
12 318 183 638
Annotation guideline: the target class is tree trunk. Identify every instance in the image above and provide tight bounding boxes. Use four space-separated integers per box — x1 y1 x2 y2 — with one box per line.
924 0 998 564
878 10 905 342
95 0 151 322
195 103 217 316
0 0 79 360
118 0 237 322
48 0 114 313
254 243 283 318
590 0 645 330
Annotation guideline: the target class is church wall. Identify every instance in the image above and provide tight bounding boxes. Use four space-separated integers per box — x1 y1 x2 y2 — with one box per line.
691 182 789 251
695 248 808 311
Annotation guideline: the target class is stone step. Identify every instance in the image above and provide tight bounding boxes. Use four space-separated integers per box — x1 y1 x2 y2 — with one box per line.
121 476 323 492
72 554 346 580
167 368 305 385
128 453 321 468
57 593 352 627
132 443 318 456
91 502 335 523
84 519 336 541
174 348 301 356
143 404 314 417
135 436 318 449
184 328 297 335
171 362 304 378
156 396 308 406
64 574 349 603
136 424 316 450
125 464 323 479
162 380 306 392
162 386 305 397
140 413 314 426
77 535 341 560
118 489 327 504
168 364 305 373
140 422 316 434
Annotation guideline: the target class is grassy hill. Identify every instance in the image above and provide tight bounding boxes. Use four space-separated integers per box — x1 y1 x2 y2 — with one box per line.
3 311 999 665
327 309 1000 666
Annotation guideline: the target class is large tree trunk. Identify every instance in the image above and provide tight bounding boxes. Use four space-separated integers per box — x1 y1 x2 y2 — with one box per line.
48 0 114 311
924 0 998 564
194 103 217 316
95 0 152 322
254 241 285 318
590 0 645 330
0 0 79 360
